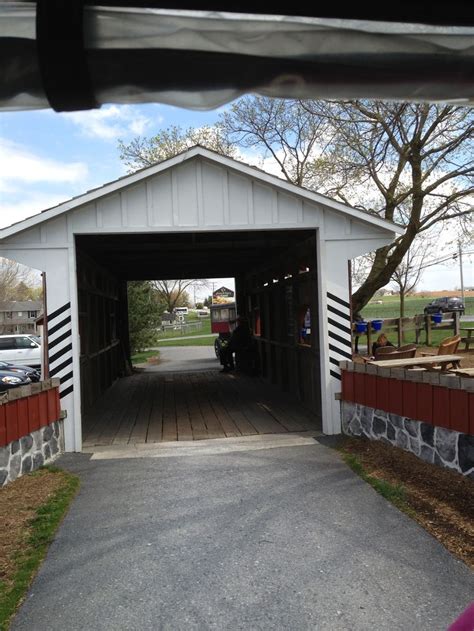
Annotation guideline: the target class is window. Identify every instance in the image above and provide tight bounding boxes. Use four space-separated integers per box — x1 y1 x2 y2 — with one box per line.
0 338 16 350
16 336 36 349
5 312 12 319
28 310 38 318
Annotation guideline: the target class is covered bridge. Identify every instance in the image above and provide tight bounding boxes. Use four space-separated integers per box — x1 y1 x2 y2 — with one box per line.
0 146 400 451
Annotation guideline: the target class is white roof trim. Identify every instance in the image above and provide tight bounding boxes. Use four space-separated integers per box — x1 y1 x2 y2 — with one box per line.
0 145 402 239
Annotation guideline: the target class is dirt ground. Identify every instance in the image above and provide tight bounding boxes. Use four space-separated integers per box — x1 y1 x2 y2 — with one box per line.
341 437 474 569
0 470 66 589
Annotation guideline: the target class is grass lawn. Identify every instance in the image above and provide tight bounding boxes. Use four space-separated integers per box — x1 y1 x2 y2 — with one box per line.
362 295 474 319
157 318 211 339
157 335 217 347
0 467 80 630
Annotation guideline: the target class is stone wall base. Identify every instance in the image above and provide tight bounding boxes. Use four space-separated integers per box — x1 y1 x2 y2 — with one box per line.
0 421 64 486
342 402 473 478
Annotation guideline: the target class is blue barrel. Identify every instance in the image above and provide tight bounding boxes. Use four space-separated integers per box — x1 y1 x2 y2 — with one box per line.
432 313 443 324
372 319 383 331
355 321 368 334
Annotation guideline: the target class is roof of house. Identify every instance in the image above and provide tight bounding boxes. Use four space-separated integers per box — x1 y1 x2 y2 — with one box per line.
0 301 43 312
0 145 403 240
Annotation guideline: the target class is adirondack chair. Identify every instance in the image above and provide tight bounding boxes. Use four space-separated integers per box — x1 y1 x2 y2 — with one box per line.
421 335 460 357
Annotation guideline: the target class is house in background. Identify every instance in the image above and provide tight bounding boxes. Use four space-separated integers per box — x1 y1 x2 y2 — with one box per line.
0 300 43 334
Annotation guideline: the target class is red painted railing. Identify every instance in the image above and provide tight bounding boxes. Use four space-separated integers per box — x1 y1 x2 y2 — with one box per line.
0 379 61 447
340 365 473 435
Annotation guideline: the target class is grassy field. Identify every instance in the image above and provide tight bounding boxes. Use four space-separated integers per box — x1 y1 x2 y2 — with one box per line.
156 318 211 339
362 295 474 319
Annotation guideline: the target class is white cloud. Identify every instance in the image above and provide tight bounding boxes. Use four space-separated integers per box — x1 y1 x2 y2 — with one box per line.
0 139 88 186
62 105 157 140
0 192 68 229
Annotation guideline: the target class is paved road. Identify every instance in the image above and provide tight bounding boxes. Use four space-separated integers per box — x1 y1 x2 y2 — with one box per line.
148 333 217 344
141 345 218 373
12 438 473 631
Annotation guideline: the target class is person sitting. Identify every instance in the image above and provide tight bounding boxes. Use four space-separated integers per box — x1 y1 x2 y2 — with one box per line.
371 333 394 358
220 316 252 373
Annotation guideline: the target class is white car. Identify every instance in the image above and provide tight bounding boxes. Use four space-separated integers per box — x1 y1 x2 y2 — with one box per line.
0 334 42 368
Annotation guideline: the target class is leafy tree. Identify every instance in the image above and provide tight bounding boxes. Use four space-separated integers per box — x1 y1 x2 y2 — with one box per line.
127 281 163 353
118 125 236 172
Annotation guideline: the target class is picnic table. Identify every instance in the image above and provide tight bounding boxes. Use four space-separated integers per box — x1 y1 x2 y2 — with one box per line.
460 327 474 351
368 354 462 371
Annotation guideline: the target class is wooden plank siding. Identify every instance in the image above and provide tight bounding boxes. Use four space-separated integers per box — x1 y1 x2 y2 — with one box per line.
82 370 321 446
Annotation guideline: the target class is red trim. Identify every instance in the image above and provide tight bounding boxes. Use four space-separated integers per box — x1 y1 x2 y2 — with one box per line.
340 370 472 436
0 387 61 447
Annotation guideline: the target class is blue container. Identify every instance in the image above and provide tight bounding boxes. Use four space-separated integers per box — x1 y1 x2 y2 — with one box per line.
355 321 368 334
372 319 383 331
432 313 443 324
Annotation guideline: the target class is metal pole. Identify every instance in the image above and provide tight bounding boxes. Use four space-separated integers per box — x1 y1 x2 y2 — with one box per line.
458 240 465 304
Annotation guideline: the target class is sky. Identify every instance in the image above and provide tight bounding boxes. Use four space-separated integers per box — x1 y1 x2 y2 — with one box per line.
0 102 472 292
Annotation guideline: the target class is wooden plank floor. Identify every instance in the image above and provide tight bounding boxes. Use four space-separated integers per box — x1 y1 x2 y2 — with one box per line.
82 371 321 447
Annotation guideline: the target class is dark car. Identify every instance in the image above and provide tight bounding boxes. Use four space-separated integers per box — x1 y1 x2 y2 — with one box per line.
423 297 465 316
0 361 40 382
0 368 31 392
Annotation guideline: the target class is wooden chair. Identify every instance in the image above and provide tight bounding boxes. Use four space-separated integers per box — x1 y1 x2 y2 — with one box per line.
372 344 417 361
374 346 397 360
421 335 461 358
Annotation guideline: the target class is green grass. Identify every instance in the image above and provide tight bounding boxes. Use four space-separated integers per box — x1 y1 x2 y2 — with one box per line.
157 335 217 347
362 295 474 319
343 453 412 514
0 467 80 631
157 318 211 339
131 350 160 364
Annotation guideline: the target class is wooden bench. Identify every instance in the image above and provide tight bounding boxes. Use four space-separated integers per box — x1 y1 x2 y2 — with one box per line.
460 327 474 351
368 354 462 371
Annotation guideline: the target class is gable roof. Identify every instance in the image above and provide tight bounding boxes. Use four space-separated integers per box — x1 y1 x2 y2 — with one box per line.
0 145 402 240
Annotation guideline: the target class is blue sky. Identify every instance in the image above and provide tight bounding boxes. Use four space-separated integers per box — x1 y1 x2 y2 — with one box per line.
0 103 471 291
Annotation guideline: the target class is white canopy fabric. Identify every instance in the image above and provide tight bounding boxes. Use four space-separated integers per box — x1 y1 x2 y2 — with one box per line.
2 2 474 111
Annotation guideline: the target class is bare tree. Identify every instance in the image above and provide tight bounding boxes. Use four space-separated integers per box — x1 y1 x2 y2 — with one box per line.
118 125 236 172
152 280 210 313
0 258 35 302
390 237 434 319
304 101 474 313
220 97 331 187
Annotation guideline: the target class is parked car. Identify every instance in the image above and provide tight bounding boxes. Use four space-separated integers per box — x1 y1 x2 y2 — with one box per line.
0 367 31 392
423 297 465 316
0 361 40 382
0 334 42 368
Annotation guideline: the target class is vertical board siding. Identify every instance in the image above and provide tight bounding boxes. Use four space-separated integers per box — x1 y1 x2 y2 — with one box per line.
149 172 173 226
228 172 251 225
340 370 472 435
202 163 225 225
123 183 148 227
0 388 61 447
176 162 199 225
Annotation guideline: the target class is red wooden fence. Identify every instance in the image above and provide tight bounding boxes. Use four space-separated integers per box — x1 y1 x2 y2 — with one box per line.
0 381 61 447
341 369 473 435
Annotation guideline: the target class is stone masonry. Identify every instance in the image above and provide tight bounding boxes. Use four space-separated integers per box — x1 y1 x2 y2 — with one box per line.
0 420 64 486
342 401 474 478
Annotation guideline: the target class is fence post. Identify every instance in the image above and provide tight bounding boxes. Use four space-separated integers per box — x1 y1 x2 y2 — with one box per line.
367 323 372 356
454 311 460 335
397 318 402 347
425 314 432 346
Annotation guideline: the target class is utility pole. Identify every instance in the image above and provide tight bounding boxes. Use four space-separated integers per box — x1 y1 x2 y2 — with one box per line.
458 240 465 304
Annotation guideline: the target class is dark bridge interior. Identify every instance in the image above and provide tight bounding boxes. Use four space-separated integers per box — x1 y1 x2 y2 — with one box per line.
75 228 321 433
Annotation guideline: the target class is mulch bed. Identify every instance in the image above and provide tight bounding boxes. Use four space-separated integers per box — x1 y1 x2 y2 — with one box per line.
0 470 66 589
341 437 474 569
